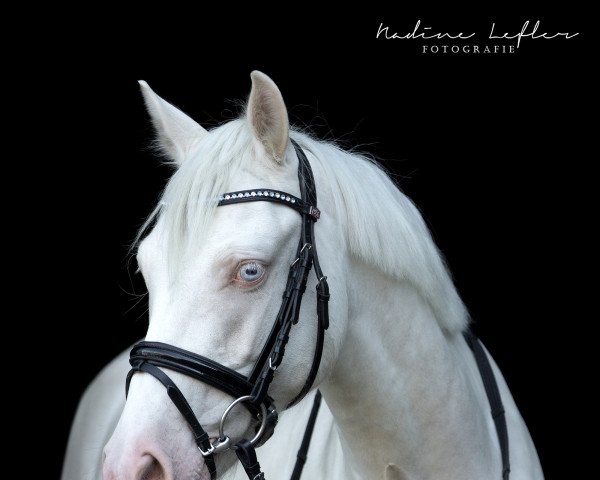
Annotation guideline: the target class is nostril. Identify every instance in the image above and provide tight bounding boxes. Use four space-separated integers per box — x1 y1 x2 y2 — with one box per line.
138 454 167 480
103 442 176 480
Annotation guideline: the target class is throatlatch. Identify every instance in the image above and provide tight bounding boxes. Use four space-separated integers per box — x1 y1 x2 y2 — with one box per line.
126 140 330 480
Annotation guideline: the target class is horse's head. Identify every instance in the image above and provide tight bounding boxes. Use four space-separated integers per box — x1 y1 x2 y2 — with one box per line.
103 72 345 480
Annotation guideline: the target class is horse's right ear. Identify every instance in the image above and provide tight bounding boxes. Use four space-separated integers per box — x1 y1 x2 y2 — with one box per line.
138 81 207 164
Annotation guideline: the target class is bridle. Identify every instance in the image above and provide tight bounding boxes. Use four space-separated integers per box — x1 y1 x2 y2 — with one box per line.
126 139 330 480
124 139 512 480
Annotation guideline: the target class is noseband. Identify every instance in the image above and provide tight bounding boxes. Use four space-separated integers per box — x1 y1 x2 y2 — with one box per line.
126 140 330 480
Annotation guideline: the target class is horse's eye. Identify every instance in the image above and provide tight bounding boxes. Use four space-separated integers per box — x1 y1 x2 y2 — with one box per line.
237 261 265 284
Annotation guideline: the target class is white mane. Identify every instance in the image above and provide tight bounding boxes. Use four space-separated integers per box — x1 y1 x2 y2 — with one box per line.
293 134 468 334
139 119 468 334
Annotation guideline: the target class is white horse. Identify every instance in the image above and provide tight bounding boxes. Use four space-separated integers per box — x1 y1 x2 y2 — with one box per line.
62 72 543 480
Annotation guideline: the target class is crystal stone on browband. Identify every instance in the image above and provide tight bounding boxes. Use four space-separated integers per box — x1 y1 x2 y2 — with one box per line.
219 190 297 203
217 188 320 221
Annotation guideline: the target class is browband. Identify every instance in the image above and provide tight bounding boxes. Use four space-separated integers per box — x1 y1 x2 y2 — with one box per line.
218 189 321 220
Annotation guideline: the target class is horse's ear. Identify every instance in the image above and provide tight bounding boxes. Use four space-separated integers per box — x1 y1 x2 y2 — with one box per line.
138 81 207 164
246 71 289 163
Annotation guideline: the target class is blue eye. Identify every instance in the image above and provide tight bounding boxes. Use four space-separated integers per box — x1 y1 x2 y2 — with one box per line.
238 262 265 283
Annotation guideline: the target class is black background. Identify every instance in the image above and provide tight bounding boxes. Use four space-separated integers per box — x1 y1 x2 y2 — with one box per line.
29 12 591 479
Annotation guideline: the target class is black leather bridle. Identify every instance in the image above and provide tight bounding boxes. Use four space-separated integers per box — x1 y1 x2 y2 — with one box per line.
125 139 512 480
126 140 330 480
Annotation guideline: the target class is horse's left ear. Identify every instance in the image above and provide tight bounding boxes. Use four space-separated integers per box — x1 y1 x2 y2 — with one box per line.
247 71 289 163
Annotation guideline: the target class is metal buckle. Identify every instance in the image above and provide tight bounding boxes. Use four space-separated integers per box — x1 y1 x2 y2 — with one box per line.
290 243 312 267
197 443 215 457
217 395 268 451
210 435 231 454
268 356 277 371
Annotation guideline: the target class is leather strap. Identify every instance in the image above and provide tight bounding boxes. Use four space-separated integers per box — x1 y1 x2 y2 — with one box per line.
129 341 265 417
464 330 510 480
235 440 265 480
126 362 217 480
290 390 322 480
285 141 329 408
238 140 329 413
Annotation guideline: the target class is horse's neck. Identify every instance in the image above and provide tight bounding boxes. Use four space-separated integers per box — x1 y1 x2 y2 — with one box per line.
321 259 497 480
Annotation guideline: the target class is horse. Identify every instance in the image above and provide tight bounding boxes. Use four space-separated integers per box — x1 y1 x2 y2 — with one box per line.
62 71 543 480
